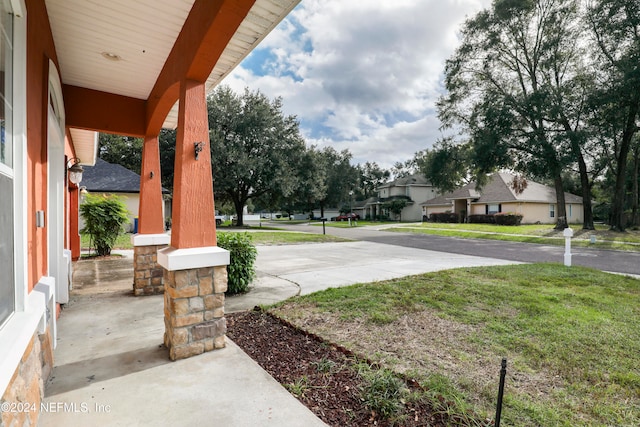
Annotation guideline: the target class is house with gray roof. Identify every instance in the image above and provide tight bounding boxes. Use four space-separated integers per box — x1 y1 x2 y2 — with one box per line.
358 174 437 221
420 172 583 224
80 158 171 232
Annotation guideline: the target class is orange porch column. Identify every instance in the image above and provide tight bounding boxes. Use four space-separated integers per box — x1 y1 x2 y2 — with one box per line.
170 80 216 248
157 79 229 360
138 135 166 234
68 184 81 260
132 134 170 296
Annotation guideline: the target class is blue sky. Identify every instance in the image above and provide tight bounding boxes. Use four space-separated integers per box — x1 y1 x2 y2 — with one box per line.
222 0 491 169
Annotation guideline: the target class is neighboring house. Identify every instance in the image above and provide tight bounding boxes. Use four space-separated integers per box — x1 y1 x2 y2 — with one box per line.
421 172 584 224
80 158 171 232
1 1 297 424
362 174 438 221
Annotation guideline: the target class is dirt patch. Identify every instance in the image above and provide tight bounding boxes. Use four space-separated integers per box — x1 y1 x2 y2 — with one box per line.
227 310 472 426
270 305 564 415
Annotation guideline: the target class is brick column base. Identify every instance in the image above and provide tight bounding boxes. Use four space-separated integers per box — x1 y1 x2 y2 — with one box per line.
132 234 170 296
163 265 228 360
133 245 168 296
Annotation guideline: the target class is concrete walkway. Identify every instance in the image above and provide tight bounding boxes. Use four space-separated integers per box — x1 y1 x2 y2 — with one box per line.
42 241 518 426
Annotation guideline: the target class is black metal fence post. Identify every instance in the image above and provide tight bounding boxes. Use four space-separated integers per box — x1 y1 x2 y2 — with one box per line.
495 358 507 427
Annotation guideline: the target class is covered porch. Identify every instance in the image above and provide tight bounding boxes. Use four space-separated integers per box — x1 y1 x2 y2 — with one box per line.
48 0 300 360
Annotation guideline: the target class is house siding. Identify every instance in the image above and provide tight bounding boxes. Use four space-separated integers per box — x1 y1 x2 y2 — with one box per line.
1 0 64 415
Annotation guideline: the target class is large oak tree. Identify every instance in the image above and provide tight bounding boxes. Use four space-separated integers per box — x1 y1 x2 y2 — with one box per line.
208 86 306 226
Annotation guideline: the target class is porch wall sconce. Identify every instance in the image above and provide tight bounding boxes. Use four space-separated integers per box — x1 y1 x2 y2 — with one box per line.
194 141 204 160
67 157 84 185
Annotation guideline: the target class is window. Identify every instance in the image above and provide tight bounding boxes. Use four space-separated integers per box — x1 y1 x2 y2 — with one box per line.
550 204 555 218
0 0 14 327
488 204 500 214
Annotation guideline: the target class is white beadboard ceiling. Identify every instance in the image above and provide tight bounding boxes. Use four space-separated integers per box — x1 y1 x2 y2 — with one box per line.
45 0 299 158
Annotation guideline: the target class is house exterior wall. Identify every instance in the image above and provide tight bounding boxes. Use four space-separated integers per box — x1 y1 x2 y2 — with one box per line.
381 184 438 222
79 192 140 233
79 192 169 233
403 186 438 221
1 0 65 419
469 202 584 224
422 203 454 218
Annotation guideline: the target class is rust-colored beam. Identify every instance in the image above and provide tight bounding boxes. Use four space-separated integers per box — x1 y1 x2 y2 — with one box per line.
145 0 256 135
63 85 146 137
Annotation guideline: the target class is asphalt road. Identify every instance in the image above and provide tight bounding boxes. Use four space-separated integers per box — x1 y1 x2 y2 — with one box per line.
270 221 640 276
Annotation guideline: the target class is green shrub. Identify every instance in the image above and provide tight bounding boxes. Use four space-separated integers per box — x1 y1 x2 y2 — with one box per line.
494 212 523 225
468 214 496 224
80 193 130 256
358 364 408 420
217 232 257 294
429 212 460 223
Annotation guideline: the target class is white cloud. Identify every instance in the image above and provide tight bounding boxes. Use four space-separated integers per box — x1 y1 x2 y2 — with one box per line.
222 0 491 169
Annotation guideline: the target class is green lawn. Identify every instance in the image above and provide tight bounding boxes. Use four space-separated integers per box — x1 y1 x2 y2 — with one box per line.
232 231 350 245
81 232 134 251
270 264 640 426
81 230 349 250
389 223 640 251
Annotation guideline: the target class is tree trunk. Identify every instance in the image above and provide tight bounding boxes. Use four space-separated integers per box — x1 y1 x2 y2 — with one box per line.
610 139 633 232
553 174 568 230
234 197 245 227
577 154 595 230
631 145 640 227
609 103 639 232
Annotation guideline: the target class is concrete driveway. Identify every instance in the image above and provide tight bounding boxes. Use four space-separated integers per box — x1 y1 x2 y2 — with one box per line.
253 240 520 296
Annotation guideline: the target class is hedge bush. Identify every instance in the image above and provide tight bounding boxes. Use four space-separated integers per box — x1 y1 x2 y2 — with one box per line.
468 214 496 224
494 213 523 225
429 212 460 223
80 193 130 256
217 232 257 295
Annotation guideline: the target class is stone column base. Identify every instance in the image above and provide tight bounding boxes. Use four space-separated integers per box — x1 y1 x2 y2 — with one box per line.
132 234 170 296
158 246 230 361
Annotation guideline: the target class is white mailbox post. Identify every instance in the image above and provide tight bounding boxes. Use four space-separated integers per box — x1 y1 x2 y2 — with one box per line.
563 227 574 267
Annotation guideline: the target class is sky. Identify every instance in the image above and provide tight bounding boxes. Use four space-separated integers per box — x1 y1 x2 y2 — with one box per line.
222 0 492 170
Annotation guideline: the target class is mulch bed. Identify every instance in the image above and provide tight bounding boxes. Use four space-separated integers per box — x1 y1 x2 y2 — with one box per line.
227 309 465 426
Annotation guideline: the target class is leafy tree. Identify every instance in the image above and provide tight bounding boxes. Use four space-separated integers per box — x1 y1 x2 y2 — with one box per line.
382 199 407 222
264 146 328 217
208 86 306 226
80 193 130 256
315 147 359 217
356 162 390 199
98 133 143 174
390 158 419 179
586 0 640 231
438 0 589 230
418 139 472 193
158 129 176 192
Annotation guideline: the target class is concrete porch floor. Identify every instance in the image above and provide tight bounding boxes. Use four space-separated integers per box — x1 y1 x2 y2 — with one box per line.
40 252 326 426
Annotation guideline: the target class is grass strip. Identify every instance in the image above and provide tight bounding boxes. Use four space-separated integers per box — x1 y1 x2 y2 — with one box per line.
270 263 640 426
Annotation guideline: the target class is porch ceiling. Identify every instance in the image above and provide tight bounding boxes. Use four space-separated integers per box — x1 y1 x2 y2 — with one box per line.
45 0 298 131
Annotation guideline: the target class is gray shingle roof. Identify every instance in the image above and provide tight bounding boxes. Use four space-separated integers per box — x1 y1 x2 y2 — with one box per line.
81 158 169 194
378 174 431 189
421 172 582 205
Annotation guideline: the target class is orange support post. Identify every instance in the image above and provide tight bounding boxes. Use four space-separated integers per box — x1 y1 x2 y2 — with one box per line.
170 79 217 249
138 135 166 234
69 185 81 260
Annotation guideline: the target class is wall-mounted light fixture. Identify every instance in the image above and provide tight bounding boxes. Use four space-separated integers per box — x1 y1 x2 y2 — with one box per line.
194 142 204 160
67 158 84 185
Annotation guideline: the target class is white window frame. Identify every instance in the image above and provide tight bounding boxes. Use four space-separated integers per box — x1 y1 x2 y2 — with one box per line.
0 0 53 397
549 204 555 218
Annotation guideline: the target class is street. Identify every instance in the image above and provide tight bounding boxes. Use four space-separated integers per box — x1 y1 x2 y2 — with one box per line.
266 221 640 276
